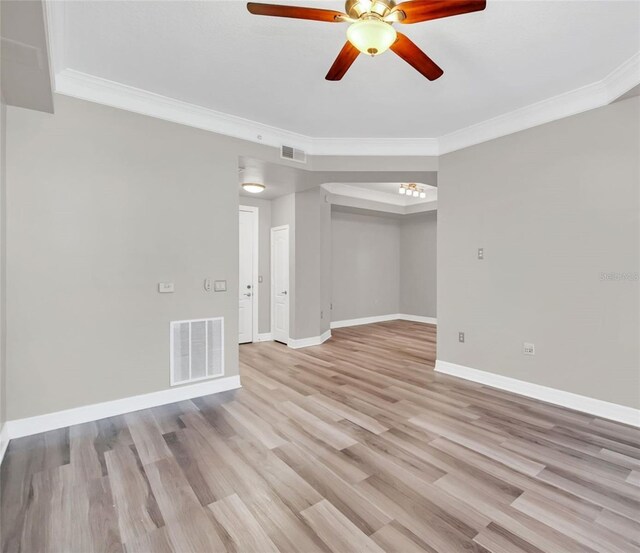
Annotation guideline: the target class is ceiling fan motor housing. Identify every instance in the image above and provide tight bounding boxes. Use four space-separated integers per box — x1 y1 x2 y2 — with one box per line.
345 0 396 20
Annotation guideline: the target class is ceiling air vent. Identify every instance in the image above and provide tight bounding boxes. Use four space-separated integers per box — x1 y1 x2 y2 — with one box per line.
281 145 307 164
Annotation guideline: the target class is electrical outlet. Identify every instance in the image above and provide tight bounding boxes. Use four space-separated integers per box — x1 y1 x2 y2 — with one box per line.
523 342 535 355
459 332 465 343
478 248 484 260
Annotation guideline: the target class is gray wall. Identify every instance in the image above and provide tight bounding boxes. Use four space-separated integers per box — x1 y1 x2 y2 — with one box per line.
438 96 640 409
0 93 6 427
331 207 437 322
320 192 332 335
400 211 437 318
3 94 438 420
331 208 400 322
5 95 292 420
239 196 271 334
294 189 322 340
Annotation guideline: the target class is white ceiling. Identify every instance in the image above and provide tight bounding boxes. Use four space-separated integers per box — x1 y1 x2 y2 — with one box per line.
51 0 639 147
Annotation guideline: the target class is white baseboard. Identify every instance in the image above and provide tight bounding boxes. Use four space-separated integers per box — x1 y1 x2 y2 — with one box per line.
331 313 437 329
289 330 332 349
0 423 9 466
331 314 399 329
435 360 640 428
399 314 437 325
256 333 273 342
4 375 242 441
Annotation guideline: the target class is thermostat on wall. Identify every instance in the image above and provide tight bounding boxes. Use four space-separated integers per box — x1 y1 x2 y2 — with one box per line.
214 280 227 292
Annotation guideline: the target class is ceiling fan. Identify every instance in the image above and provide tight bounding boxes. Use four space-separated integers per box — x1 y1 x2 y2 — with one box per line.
247 0 486 81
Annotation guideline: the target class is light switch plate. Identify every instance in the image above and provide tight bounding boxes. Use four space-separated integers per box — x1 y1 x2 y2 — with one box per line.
158 282 174 293
204 279 212 292
214 280 227 292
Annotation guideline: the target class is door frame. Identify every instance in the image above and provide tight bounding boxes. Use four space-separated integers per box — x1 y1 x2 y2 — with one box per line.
270 224 290 345
239 205 259 343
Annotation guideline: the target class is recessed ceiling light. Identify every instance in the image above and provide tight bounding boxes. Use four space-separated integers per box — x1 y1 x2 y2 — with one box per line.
242 183 266 194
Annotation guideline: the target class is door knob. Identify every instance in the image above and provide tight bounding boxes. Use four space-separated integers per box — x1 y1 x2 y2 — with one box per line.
244 292 252 297
282 291 287 295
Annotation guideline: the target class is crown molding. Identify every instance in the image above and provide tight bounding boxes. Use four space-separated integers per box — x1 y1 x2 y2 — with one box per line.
43 0 65 80
53 50 639 157
438 51 640 154
603 51 640 100
55 69 316 152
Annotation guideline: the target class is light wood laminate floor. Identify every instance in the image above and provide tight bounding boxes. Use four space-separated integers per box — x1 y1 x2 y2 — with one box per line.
2 321 640 552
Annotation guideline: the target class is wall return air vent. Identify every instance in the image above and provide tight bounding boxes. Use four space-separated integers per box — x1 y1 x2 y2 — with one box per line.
170 317 224 385
281 144 307 163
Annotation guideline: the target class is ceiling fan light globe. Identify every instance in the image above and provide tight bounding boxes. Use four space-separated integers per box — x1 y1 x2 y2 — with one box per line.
399 186 406 194
242 183 266 194
347 19 397 56
419 192 426 199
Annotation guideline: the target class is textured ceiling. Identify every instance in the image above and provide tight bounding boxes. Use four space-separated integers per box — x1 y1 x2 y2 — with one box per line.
58 0 640 138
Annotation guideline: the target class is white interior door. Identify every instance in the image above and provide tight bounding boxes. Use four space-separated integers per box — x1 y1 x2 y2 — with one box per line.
239 207 257 344
271 225 290 344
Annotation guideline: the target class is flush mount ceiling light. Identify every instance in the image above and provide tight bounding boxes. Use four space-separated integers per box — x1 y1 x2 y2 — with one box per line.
240 167 266 193
399 183 427 199
242 182 266 194
247 0 486 81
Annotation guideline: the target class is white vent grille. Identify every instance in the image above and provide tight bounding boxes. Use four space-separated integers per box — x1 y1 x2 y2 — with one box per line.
281 145 307 163
170 318 224 385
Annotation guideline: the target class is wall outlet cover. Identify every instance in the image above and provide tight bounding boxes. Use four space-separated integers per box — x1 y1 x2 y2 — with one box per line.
158 282 174 293
459 332 465 343
523 342 535 355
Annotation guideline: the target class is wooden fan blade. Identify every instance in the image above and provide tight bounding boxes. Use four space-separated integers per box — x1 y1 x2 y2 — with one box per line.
247 3 345 22
393 0 486 24
326 42 360 81
390 33 443 80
